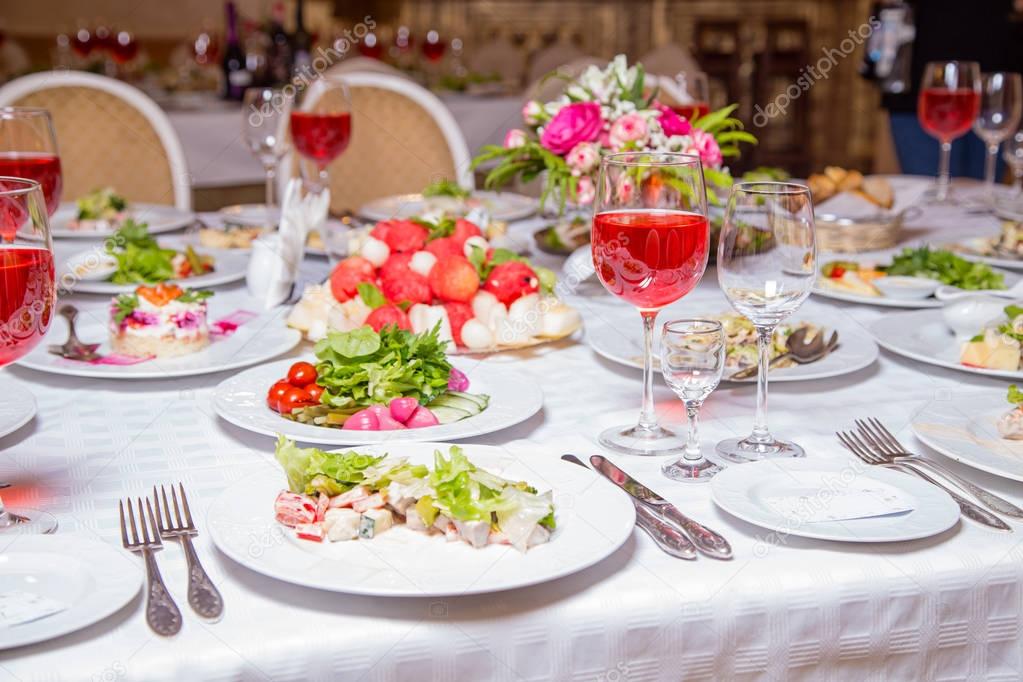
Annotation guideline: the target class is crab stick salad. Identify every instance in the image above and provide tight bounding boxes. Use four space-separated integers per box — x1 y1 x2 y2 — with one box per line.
273 437 555 551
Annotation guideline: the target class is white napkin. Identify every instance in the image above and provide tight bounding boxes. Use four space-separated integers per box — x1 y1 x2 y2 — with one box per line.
765 484 914 523
816 177 929 219
246 178 330 308
0 590 67 627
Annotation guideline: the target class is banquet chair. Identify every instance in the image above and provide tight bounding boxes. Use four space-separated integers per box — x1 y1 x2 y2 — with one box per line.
524 56 604 103
639 44 702 81
326 56 409 80
0 71 191 210
468 38 525 89
284 71 472 215
526 43 586 88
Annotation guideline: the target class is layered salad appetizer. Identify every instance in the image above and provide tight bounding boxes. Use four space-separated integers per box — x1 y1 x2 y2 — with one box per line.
267 325 488 430
998 384 1023 440
961 303 1023 371
110 284 213 358
287 215 580 351
273 438 555 551
69 187 128 232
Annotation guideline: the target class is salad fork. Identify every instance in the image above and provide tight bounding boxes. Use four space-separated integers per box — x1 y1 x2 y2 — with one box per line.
119 497 183 636
837 430 1011 531
855 418 1023 519
153 484 224 619
47 305 101 361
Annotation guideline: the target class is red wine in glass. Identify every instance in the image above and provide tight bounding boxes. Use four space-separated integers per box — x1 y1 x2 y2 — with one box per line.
71 28 93 57
593 210 709 310
919 87 980 140
0 153 62 217
671 103 710 121
0 246 55 366
290 111 351 167
112 31 139 64
422 31 446 63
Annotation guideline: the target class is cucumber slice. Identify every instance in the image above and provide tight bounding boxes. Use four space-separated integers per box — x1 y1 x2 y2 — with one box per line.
447 391 489 410
429 395 483 415
429 405 472 424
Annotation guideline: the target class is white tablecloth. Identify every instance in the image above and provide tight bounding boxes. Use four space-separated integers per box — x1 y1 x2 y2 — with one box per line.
3 189 1023 680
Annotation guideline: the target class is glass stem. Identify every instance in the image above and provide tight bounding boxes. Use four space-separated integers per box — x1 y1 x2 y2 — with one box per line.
0 495 13 529
1015 168 1023 194
985 143 999 191
751 325 775 444
683 403 702 461
638 310 659 431
263 164 276 208
936 140 952 201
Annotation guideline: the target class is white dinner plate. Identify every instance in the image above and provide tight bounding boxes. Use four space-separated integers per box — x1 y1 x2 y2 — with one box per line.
46 203 193 240
0 382 36 440
710 459 959 542
0 535 142 650
869 308 1023 380
586 308 879 382
358 191 537 223
57 239 249 294
813 268 1019 308
219 203 280 227
912 390 1023 483
207 442 634 597
18 308 301 379
947 237 1023 271
213 358 543 445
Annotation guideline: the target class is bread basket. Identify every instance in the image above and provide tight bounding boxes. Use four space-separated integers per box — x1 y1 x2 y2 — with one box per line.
814 206 921 253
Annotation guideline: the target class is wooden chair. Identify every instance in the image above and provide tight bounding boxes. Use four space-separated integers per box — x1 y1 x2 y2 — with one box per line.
0 71 191 210
283 72 472 215
523 56 605 103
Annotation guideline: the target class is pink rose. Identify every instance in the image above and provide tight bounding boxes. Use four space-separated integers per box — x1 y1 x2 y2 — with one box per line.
688 128 723 168
504 129 527 149
656 104 692 137
540 102 603 155
575 175 595 205
522 100 544 125
566 142 600 174
608 113 649 149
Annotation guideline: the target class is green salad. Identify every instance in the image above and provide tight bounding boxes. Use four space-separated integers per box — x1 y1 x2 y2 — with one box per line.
77 187 127 221
881 246 1005 291
105 220 211 284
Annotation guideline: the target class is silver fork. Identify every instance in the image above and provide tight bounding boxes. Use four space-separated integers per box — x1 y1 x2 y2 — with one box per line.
153 484 223 619
837 430 1011 531
119 497 183 635
856 418 1023 519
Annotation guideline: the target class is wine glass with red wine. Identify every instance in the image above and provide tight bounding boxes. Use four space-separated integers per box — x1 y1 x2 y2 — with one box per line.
591 152 710 456
918 61 981 203
672 71 711 121
0 108 62 218
289 74 352 194
0 178 57 534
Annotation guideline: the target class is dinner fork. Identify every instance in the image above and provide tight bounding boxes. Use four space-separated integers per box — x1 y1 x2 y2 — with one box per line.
855 417 1023 519
837 430 1011 531
153 484 223 619
119 497 183 636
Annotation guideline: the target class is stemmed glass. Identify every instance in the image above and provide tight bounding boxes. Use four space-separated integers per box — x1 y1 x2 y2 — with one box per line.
917 61 981 203
243 87 290 224
974 72 1022 202
672 71 711 121
0 108 62 217
591 152 710 456
716 182 816 462
0 178 57 534
660 319 726 481
289 74 352 194
1004 130 1023 194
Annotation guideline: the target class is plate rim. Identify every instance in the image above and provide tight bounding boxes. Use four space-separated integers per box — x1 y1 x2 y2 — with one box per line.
0 382 37 440
45 203 193 240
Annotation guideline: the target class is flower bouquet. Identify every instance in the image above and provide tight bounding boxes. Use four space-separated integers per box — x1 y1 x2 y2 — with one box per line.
471 55 757 214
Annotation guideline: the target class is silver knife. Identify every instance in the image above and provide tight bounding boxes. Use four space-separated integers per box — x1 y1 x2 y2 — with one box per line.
562 455 696 560
589 455 733 560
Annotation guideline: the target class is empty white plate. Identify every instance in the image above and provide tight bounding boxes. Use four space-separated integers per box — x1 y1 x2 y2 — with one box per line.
46 203 192 240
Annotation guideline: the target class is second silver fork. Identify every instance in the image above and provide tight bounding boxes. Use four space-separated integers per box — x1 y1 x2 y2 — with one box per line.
153 484 224 619
119 497 183 636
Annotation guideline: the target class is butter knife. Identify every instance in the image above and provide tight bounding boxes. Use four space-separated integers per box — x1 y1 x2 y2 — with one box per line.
589 455 733 560
562 455 696 560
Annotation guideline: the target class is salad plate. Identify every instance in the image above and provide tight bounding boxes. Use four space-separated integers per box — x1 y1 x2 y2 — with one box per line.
0 382 36 440
18 308 301 379
213 356 543 445
911 389 1023 483
46 202 193 240
710 459 959 542
359 190 536 223
207 442 634 596
0 535 142 650
869 309 1023 380
586 308 878 382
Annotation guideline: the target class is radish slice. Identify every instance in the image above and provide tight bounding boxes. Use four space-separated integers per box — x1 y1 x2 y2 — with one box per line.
405 405 440 428
389 397 420 424
343 408 379 430
367 405 406 430
448 367 470 392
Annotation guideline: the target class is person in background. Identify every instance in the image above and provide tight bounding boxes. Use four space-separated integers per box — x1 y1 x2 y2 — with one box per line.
866 0 1023 178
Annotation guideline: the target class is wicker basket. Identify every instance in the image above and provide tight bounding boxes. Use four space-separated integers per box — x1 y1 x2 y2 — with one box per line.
815 207 920 253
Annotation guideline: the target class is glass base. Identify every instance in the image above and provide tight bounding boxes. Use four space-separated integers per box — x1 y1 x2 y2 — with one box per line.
661 453 722 482
0 508 57 534
598 423 686 457
715 436 805 463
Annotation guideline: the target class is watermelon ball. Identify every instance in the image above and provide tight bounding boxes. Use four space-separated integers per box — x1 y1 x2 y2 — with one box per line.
373 219 427 253
483 261 539 305
381 270 432 306
443 302 474 346
428 255 480 303
329 256 376 302
425 236 464 260
364 304 411 331
379 252 414 282
451 219 482 247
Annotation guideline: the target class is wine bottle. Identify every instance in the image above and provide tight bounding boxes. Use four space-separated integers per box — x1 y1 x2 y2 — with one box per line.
292 0 312 76
222 1 252 101
266 1 292 85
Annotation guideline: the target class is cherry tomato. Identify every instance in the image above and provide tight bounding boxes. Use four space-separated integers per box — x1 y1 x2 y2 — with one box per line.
267 380 293 412
306 384 324 401
280 386 316 414
830 266 846 278
287 362 317 387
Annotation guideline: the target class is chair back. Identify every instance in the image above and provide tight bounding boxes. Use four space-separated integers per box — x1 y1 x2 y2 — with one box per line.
524 56 604 103
639 44 702 80
0 71 191 210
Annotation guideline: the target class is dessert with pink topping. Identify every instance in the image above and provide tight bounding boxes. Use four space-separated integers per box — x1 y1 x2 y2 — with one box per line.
109 284 213 358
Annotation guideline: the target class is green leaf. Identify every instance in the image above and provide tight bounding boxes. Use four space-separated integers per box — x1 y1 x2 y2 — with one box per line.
321 326 382 359
177 289 213 303
112 293 138 324
1006 304 1023 319
1009 385 1023 405
357 282 388 309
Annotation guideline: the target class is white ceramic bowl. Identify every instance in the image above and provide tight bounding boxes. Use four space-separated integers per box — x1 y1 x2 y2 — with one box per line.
873 275 940 300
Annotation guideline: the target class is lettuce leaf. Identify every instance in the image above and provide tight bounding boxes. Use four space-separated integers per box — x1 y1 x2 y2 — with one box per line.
274 435 385 494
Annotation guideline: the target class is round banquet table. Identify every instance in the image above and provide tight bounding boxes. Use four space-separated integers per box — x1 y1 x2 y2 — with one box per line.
2 185 1023 680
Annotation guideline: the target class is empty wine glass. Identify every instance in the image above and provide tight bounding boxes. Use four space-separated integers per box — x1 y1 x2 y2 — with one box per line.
242 87 290 225
1004 130 1023 194
660 319 726 482
716 182 816 462
974 72 1022 202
